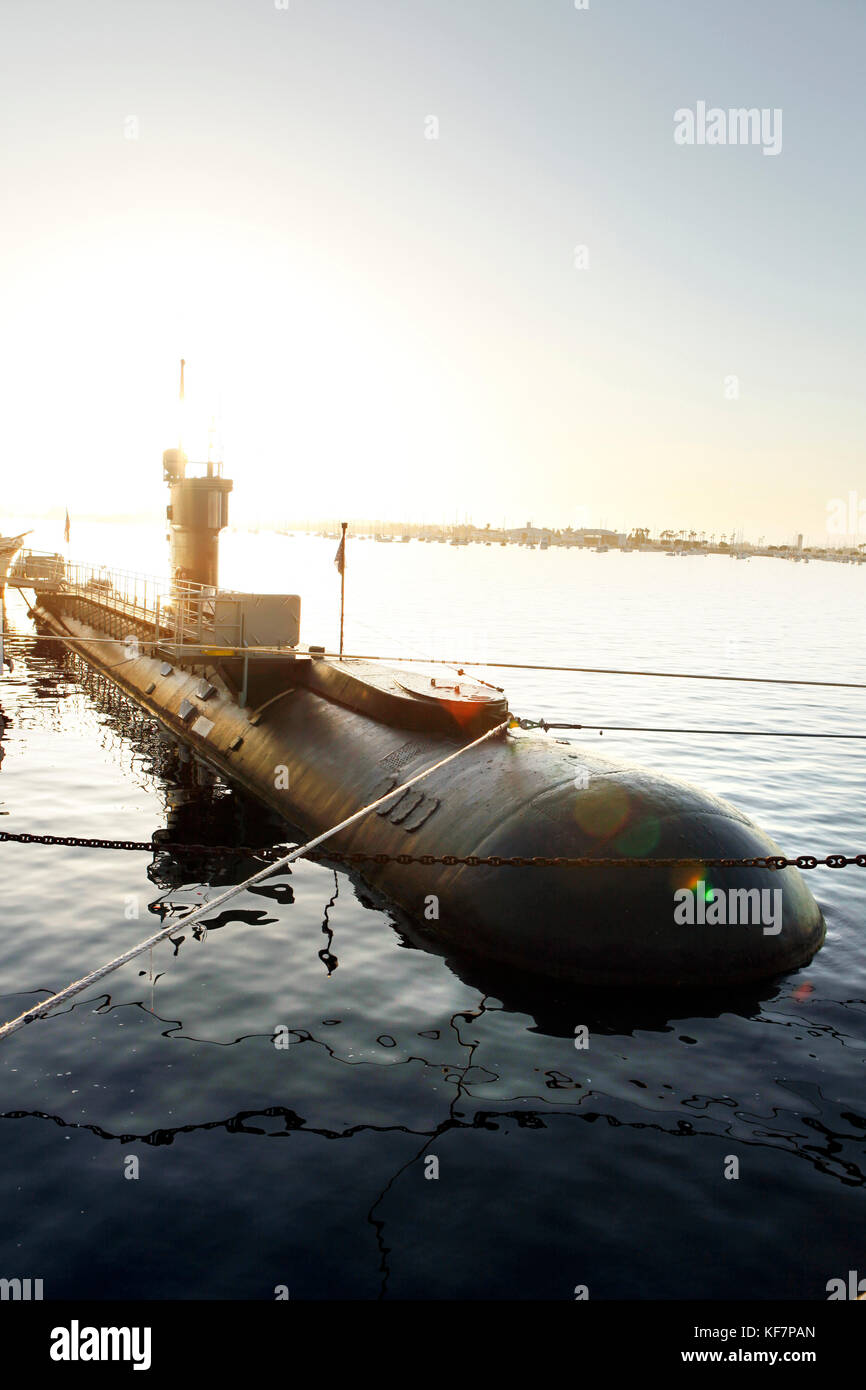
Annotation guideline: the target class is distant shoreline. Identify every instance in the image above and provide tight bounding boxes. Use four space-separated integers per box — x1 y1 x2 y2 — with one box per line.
2 514 862 561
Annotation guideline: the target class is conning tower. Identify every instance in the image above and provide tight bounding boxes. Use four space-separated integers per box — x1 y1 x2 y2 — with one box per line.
163 359 232 588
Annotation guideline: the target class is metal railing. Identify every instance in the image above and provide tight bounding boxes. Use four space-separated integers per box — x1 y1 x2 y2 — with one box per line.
8 551 243 649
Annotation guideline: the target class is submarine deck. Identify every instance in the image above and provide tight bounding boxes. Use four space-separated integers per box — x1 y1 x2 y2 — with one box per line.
8 549 508 734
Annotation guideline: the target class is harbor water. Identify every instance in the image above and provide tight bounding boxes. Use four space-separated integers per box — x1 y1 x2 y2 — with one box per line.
0 525 863 1299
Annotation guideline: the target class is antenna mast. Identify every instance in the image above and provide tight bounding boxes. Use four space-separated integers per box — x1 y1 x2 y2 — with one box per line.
179 358 185 453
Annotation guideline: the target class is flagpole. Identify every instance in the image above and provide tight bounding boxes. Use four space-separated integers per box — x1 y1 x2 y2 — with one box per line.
339 521 347 661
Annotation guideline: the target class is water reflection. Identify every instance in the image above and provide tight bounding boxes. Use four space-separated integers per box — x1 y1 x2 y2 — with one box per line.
2 1058 862 1298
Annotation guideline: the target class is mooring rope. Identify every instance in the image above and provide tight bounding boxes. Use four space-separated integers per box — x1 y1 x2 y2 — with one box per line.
3 631 866 690
312 653 866 692
511 718 866 740
0 718 509 1042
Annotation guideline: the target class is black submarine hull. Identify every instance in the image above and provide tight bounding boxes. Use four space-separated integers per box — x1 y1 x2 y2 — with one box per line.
32 605 825 989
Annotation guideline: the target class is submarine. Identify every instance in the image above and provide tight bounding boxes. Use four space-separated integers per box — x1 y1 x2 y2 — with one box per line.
10 375 825 989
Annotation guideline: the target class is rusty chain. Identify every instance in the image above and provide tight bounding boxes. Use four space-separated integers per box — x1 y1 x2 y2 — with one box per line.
0 829 864 871
304 850 866 870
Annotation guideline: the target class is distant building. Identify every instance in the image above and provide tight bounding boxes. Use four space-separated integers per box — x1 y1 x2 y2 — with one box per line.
573 528 621 548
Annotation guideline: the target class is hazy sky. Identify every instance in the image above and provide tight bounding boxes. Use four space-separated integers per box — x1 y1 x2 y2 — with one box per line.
1 0 863 539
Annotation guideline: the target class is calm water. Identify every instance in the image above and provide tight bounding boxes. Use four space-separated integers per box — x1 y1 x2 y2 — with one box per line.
0 525 864 1300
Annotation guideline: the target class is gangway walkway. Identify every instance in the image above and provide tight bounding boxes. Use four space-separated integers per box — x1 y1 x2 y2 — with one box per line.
8 550 236 649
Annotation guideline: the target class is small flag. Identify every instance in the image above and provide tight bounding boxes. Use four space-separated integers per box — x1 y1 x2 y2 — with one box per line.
63 509 70 544
334 531 345 576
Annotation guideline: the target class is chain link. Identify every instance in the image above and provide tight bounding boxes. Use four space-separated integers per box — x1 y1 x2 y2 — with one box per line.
0 830 288 858
308 849 866 870
1 830 865 870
